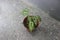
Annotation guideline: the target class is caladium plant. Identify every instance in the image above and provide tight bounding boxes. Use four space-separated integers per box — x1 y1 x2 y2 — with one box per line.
21 8 41 32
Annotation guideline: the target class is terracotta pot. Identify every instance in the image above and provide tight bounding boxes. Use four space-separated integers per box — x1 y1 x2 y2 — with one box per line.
23 16 40 32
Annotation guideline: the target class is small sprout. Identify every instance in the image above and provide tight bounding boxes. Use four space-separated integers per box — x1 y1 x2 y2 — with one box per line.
22 8 29 16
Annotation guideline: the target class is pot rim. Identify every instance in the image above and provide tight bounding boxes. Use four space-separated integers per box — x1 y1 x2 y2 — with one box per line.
23 16 41 29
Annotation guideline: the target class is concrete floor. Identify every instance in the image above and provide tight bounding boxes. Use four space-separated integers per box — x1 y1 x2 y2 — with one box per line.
0 0 60 40
25 0 60 21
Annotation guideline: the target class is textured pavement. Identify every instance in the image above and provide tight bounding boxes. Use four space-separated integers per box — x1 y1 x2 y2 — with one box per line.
24 0 60 21
0 0 60 40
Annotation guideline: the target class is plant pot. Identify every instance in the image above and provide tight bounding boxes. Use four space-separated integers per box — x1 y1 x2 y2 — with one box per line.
23 16 41 32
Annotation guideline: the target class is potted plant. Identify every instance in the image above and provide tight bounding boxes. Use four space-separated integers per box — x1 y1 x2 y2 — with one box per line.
21 8 41 32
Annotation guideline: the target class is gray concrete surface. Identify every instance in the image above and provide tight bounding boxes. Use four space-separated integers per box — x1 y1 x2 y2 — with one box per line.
25 0 60 21
0 0 60 40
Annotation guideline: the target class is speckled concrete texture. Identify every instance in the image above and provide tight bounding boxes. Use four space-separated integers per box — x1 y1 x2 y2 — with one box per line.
0 0 60 40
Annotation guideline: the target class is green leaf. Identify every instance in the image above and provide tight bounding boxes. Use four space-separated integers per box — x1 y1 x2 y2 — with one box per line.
29 21 35 32
35 16 41 21
22 8 29 16
33 16 37 25
28 16 32 21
